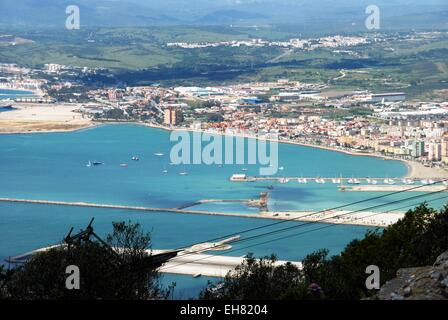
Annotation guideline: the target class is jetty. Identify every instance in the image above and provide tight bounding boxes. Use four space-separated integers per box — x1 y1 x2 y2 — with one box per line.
175 193 267 210
342 185 448 192
231 175 448 188
0 197 403 227
7 245 302 278
155 249 302 277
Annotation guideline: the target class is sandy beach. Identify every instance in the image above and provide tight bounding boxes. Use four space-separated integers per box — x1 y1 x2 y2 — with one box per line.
0 103 93 133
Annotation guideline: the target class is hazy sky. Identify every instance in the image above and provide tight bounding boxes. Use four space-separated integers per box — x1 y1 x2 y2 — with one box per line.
0 0 446 28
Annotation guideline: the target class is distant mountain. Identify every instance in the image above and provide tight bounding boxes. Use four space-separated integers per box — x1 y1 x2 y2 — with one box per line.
196 10 267 24
0 0 447 29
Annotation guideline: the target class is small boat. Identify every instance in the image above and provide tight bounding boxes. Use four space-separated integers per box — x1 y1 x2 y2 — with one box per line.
162 169 168 174
154 152 164 157
279 178 289 184
371 179 378 185
179 166 188 176
421 179 429 185
131 156 140 161
241 168 248 172
86 161 92 167
428 179 435 184
366 178 372 184
92 161 103 166
347 178 360 185
120 163 128 167
278 167 284 171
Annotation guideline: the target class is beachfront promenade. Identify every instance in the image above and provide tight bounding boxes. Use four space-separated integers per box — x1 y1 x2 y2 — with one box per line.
0 197 404 227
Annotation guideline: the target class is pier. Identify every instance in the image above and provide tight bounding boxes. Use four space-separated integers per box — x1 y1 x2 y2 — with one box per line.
154 250 302 277
0 197 403 227
7 246 302 278
231 175 448 187
176 193 268 211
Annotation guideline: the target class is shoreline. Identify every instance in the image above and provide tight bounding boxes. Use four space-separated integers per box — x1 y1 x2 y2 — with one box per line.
143 123 441 180
0 116 445 179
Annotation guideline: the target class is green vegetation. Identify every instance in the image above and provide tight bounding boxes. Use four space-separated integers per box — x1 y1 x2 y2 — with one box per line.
1 27 447 100
201 203 448 300
1 203 447 300
1 221 168 300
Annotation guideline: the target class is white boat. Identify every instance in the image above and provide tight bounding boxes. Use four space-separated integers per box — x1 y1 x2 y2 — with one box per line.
86 161 92 167
387 179 395 185
179 165 188 176
154 152 164 157
279 178 289 184
278 167 284 171
331 178 340 184
366 178 372 184
120 163 128 167
421 179 429 185
348 178 360 185
371 179 378 185
131 156 140 161
162 169 168 173
428 179 435 184
241 168 248 172
315 178 325 184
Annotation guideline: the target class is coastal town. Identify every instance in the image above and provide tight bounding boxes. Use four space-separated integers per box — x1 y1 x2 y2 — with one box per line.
2 61 448 181
2 0 448 303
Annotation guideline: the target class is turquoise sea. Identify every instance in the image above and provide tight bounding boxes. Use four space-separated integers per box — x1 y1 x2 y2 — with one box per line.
0 124 439 298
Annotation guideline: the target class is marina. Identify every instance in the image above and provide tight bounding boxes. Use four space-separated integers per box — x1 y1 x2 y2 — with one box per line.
231 175 448 187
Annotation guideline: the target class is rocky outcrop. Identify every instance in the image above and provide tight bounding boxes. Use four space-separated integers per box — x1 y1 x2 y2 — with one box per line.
377 251 448 300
